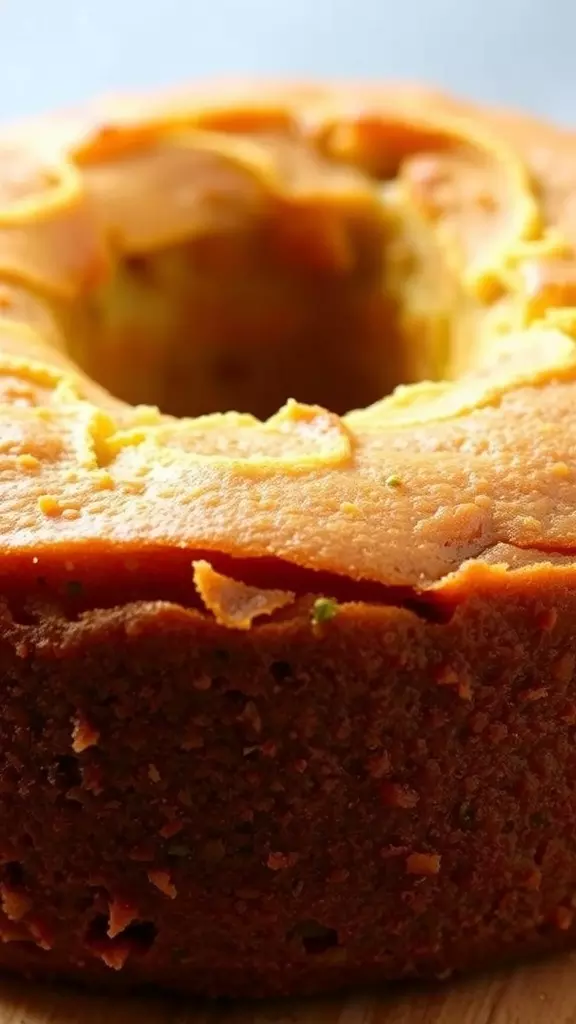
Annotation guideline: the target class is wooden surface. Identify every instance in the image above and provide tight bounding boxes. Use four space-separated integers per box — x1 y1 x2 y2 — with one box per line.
2 955 576 1024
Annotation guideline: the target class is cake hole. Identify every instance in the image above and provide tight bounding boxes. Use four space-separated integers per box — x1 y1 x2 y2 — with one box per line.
60 120 486 422
49 755 81 791
66 236 399 419
84 913 157 956
289 919 339 955
119 920 158 953
6 601 39 627
224 689 247 710
3 862 24 888
55 793 83 813
79 885 110 916
3 940 44 957
270 660 292 682
234 820 254 836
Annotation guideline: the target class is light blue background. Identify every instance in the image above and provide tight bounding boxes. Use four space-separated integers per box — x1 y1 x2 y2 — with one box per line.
1 0 574 123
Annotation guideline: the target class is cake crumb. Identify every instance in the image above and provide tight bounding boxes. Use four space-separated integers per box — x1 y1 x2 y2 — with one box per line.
99 945 131 971
159 818 182 839
148 869 177 899
17 453 40 472
339 501 361 516
94 469 114 490
72 714 100 753
0 885 32 922
435 664 472 700
237 700 262 735
554 906 574 931
38 494 62 517
550 460 571 480
193 559 294 630
266 851 299 871
381 782 420 809
107 899 138 938
27 917 53 950
519 687 548 703
406 852 441 876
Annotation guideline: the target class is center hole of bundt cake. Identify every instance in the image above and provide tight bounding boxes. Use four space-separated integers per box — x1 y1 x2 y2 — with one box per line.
67 238 416 420
62 127 487 420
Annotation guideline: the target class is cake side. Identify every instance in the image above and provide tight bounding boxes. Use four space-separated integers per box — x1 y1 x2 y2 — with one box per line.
0 561 574 995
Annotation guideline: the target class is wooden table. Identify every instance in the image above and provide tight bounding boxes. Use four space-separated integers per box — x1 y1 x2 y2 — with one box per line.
2 954 576 1024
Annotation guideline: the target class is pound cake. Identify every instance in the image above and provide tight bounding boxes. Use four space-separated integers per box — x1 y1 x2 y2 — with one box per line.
2 81 576 997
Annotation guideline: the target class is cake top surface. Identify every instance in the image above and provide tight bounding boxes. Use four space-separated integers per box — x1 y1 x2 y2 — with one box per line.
1 81 576 598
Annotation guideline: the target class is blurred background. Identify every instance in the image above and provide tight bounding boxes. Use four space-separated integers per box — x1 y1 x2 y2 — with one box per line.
0 0 574 122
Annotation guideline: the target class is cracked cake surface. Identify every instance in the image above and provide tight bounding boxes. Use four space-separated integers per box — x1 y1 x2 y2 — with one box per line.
0 81 575 996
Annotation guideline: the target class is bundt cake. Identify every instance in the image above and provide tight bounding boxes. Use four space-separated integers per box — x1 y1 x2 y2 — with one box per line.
1 80 576 997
